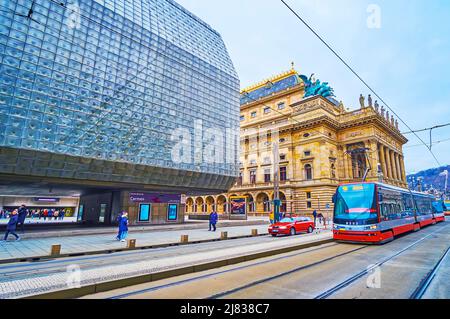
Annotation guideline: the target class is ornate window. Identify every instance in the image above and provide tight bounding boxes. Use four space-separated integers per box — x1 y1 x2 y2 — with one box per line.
280 166 287 181
305 164 313 180
331 162 336 179
264 169 271 183
250 170 256 184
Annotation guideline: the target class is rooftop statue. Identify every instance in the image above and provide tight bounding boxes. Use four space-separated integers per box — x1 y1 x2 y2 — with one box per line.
374 100 379 113
359 94 365 108
300 74 336 99
368 94 373 107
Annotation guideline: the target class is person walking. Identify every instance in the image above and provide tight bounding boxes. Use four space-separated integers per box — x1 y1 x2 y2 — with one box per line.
312 210 318 226
43 209 48 221
317 212 324 226
269 211 275 225
209 211 218 232
119 212 129 242
115 211 124 241
3 209 20 241
17 204 28 233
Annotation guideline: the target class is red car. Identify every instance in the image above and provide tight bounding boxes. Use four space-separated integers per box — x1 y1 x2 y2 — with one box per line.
268 216 315 237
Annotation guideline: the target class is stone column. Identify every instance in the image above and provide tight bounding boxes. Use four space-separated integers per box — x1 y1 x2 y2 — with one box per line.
390 150 398 181
346 151 353 180
399 154 406 183
384 147 392 180
395 152 401 182
343 150 349 179
369 140 379 178
379 144 387 180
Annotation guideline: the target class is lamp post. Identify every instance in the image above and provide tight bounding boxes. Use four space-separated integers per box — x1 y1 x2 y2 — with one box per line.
273 143 281 222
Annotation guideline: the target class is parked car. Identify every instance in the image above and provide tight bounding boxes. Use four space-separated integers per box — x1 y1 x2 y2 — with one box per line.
268 216 315 237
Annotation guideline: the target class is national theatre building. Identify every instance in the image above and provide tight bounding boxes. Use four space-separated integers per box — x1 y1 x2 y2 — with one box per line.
186 67 408 217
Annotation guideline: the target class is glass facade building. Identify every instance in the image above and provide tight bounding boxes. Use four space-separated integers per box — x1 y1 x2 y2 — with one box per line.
0 0 240 192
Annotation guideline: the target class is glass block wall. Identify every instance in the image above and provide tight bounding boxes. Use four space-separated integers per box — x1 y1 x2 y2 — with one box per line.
0 0 240 178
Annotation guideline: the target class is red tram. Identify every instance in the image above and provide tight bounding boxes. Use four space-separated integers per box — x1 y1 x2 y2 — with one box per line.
444 201 450 217
332 182 445 244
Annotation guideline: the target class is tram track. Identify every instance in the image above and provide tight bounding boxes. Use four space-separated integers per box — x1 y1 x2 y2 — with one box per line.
410 245 450 299
208 224 450 299
106 242 357 299
100 221 450 300
314 225 449 299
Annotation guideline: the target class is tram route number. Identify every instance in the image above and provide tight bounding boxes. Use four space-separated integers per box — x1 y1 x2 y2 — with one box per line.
180 303 270 317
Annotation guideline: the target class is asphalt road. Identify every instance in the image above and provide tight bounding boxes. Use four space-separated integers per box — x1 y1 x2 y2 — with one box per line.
85 219 450 299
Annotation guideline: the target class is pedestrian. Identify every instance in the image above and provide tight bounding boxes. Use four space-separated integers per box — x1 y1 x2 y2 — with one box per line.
312 210 317 226
318 212 324 226
209 211 218 232
115 211 124 241
43 209 48 221
60 210 65 220
119 212 129 242
54 210 59 220
269 211 274 225
17 204 28 233
3 209 20 241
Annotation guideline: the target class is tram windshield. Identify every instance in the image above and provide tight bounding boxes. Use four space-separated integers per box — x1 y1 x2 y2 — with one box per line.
334 184 378 224
444 201 450 211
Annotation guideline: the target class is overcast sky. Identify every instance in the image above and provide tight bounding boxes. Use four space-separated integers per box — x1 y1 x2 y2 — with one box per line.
177 0 450 174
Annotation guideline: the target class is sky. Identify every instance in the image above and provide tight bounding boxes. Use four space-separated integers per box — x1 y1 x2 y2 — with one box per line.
176 0 450 174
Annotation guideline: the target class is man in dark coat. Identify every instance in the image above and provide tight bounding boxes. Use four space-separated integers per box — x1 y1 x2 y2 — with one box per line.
209 211 218 232
118 212 129 242
4 209 20 241
115 211 124 241
17 204 28 233
312 210 318 226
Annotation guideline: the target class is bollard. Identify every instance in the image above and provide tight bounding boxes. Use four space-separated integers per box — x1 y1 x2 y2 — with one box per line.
251 229 258 237
50 244 61 256
181 235 189 244
127 239 136 249
221 231 228 240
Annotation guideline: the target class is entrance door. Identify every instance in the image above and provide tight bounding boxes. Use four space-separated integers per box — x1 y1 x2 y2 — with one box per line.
99 204 107 223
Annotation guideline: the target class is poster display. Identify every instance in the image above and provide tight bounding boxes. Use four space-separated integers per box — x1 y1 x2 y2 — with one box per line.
230 196 247 216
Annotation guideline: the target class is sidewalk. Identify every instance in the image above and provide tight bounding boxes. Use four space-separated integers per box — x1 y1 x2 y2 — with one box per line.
0 222 270 261
0 216 269 240
0 230 333 299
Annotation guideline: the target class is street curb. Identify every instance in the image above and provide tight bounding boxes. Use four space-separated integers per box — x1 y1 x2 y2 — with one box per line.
22 237 334 299
0 233 270 265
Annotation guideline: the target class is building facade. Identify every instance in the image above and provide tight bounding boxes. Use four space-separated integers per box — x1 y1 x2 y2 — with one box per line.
186 67 408 218
0 0 239 225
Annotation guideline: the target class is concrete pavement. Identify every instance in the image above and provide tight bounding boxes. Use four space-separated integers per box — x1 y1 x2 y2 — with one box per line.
0 230 333 299
0 222 271 261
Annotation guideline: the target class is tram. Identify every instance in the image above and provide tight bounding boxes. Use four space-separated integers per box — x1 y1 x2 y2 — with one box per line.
332 182 444 244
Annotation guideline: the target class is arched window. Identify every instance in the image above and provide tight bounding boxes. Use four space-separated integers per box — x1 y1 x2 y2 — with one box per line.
305 164 313 180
